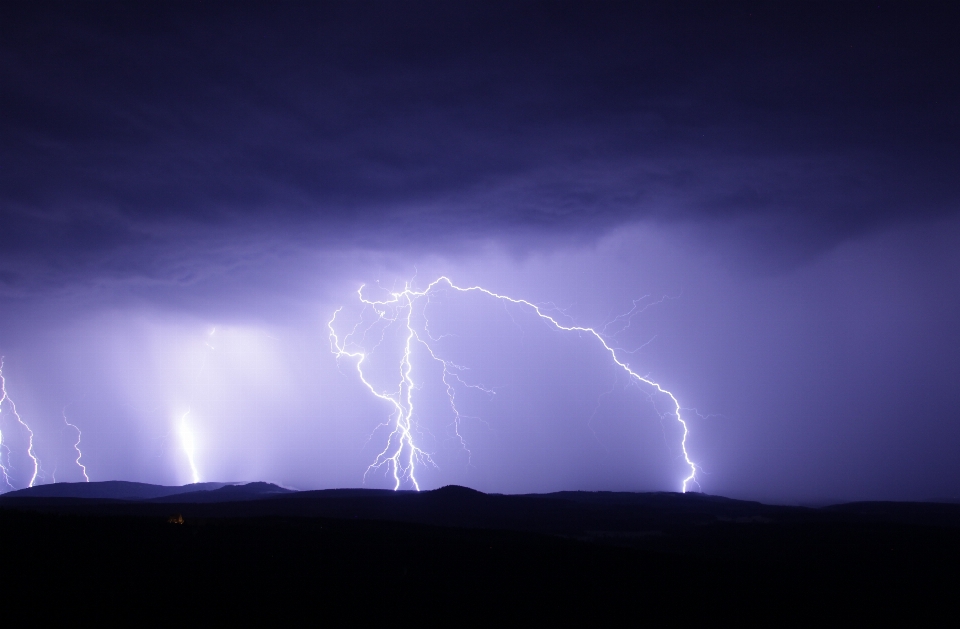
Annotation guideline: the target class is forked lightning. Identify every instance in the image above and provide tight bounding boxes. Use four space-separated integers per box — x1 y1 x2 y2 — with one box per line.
328 277 699 492
0 358 39 490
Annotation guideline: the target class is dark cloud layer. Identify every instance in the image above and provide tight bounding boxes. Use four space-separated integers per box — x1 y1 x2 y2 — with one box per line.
2 1 959 288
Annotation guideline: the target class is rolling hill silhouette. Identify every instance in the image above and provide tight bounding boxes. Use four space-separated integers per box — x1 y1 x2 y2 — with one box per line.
1 482 956 624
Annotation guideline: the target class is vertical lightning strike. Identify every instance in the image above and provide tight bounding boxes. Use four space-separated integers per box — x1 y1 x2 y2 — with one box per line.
328 292 436 490
169 328 216 484
0 358 40 490
178 410 200 484
62 407 89 482
329 277 700 493
0 431 9 490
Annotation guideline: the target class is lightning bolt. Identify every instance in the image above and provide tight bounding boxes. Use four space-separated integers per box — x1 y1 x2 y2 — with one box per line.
328 296 435 491
328 277 699 493
0 358 40 491
170 328 217 484
178 409 200 484
62 406 89 483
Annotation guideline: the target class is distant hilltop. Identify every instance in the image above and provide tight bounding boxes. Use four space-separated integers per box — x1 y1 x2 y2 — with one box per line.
0 480 293 503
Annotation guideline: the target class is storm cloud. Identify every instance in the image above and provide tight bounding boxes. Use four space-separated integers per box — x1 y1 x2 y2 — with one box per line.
3 2 958 285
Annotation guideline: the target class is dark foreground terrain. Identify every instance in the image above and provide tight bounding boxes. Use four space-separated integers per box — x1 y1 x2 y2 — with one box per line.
2 483 958 624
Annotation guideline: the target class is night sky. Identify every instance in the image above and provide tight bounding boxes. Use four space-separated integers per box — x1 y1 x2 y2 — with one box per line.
2 1 959 502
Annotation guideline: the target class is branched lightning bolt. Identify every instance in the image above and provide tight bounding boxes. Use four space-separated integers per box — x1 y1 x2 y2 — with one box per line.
62 406 89 482
0 358 40 490
328 294 436 490
329 277 699 492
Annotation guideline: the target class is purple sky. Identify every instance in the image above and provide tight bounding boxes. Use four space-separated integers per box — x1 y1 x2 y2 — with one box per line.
1 1 959 502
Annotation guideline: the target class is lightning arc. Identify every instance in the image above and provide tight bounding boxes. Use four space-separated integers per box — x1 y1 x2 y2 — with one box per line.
328 277 699 493
0 358 40 491
62 407 89 483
